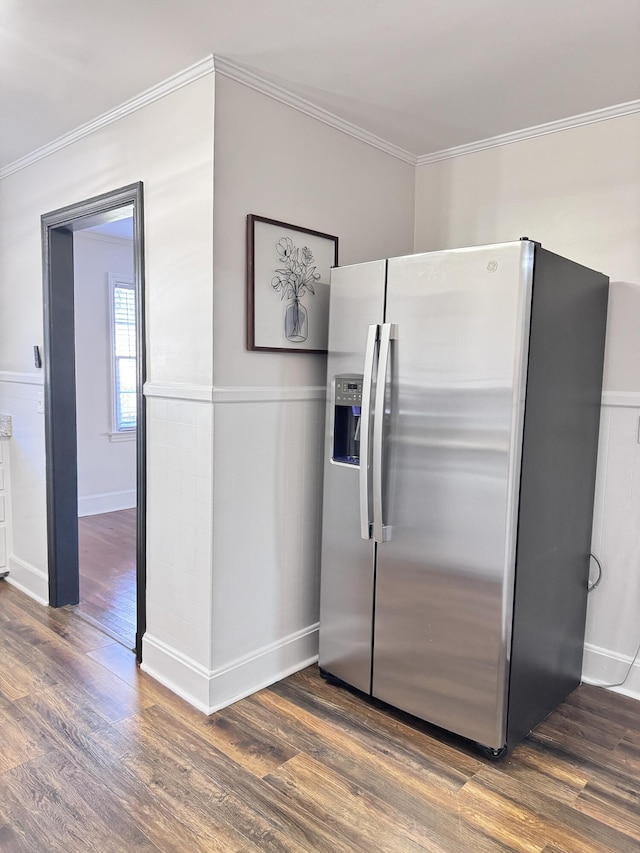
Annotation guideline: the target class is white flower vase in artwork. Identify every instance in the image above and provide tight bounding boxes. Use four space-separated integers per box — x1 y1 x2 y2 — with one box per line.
271 236 319 345
284 297 308 342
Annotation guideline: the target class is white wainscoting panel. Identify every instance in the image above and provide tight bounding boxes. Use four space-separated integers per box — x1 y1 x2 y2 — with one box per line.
210 394 325 673
0 377 47 601
584 401 640 702
145 396 214 669
0 438 7 571
144 385 325 711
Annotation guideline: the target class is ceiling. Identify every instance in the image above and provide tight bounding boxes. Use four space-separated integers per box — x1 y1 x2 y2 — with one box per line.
2 0 639 169
82 216 133 241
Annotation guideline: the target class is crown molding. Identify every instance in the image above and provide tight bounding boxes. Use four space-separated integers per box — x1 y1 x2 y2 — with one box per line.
74 230 133 247
213 56 417 166
0 56 215 180
4 48 637 179
416 98 640 166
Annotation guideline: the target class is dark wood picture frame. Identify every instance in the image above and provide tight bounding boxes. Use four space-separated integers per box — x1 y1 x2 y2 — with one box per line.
247 214 338 353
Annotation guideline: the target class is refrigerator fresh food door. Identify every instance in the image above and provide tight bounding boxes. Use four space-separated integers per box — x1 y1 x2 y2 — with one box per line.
319 260 386 693
372 241 534 749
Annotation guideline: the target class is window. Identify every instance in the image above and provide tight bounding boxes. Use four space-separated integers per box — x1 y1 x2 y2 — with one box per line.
109 274 137 435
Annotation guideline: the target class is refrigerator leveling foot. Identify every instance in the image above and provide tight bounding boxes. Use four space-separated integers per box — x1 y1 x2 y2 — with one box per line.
476 743 507 761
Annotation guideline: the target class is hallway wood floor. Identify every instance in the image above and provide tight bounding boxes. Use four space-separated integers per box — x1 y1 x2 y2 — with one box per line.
0 580 639 852
77 508 136 648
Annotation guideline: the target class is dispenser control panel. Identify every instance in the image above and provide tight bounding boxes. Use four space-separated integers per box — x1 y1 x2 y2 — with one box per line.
332 375 363 466
334 376 363 406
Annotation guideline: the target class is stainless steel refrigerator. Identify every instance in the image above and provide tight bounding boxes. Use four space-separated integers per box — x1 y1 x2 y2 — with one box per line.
319 239 608 755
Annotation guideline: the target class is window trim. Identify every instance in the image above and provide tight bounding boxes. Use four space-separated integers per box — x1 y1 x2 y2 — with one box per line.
108 272 137 436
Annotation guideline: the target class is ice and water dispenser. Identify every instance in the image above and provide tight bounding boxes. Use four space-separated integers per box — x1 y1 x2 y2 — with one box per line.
332 375 363 465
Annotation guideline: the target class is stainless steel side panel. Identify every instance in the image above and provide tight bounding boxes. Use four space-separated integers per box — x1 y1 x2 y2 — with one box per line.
372 242 534 748
319 260 386 693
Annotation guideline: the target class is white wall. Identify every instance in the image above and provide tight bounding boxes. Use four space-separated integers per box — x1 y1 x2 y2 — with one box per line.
213 76 415 390
0 73 216 698
415 111 640 698
73 232 136 516
207 75 415 707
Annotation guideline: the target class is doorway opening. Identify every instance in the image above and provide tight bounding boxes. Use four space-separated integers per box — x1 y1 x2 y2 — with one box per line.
74 214 136 647
41 184 146 660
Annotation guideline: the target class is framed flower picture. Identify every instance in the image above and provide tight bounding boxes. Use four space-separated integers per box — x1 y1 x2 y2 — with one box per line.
246 214 339 353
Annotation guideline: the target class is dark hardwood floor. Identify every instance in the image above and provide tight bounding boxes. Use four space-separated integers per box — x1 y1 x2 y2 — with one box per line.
76 508 136 648
0 580 639 852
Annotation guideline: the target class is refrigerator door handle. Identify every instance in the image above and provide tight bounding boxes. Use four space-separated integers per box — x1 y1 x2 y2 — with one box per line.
359 324 378 540
373 322 394 543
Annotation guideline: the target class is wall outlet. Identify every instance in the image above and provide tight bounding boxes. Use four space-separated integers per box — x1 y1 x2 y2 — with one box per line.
37 392 44 414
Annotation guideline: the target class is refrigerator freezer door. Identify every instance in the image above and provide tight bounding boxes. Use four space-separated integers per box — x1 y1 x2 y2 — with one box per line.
319 260 386 693
372 242 534 749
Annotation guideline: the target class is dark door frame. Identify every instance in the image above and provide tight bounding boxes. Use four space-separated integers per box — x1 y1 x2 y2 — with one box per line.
41 182 146 661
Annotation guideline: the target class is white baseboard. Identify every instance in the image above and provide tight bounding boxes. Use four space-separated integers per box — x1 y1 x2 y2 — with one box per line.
141 634 212 712
206 622 320 712
6 555 49 605
141 623 319 714
78 489 136 517
582 641 640 702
